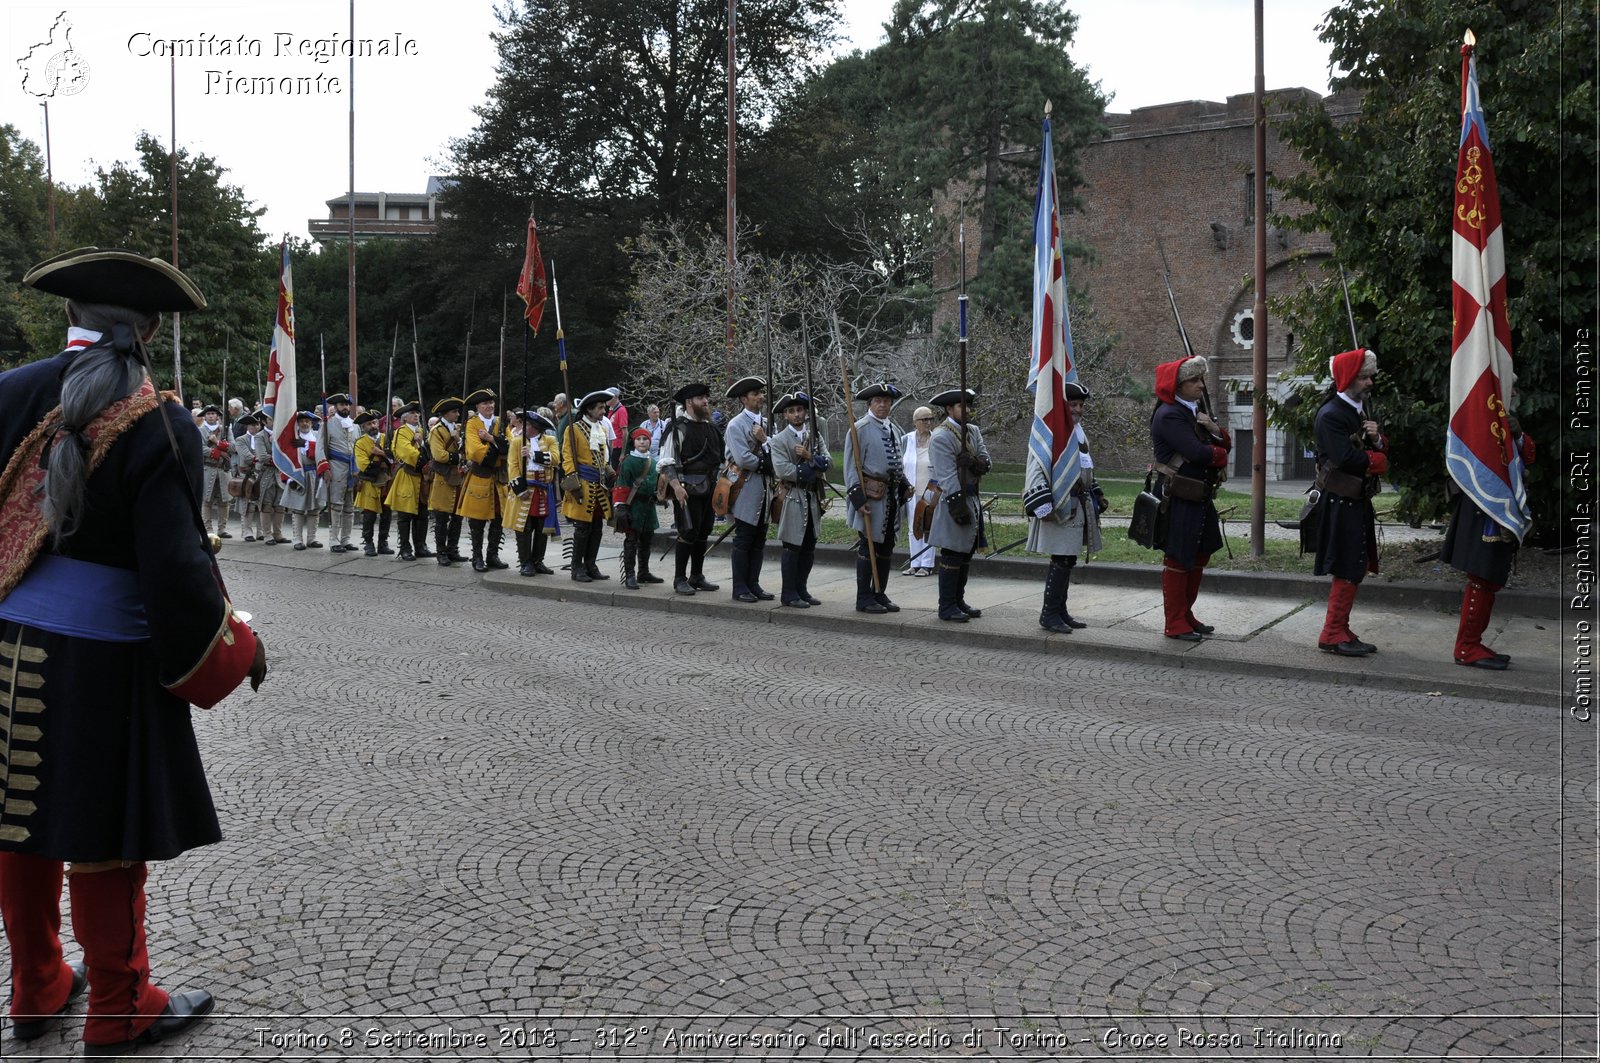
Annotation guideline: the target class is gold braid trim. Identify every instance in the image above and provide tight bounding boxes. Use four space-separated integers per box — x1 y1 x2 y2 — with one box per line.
0 379 163 602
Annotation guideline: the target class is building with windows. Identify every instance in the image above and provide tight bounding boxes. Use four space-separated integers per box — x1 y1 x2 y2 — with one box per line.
1071 87 1361 479
309 176 452 243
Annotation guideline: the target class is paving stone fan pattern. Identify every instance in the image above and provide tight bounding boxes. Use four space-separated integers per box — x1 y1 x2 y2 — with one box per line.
11 563 1588 1060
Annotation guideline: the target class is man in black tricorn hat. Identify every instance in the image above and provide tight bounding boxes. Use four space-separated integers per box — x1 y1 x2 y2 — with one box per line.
723 375 773 602
843 381 908 613
658 382 724 595
0 247 267 1056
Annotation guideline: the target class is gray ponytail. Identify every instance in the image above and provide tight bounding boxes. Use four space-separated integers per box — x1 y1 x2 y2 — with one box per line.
39 300 156 543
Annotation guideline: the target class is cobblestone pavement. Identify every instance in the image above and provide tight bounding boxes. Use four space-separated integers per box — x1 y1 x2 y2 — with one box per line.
5 562 1591 1060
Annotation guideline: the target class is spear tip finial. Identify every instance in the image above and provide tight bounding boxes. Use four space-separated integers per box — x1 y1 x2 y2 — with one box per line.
1044 99 1053 117
1463 27 1475 47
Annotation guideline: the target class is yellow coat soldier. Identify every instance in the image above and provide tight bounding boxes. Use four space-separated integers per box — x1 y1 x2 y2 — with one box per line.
383 401 432 561
562 389 615 582
352 410 395 557
455 388 509 571
507 409 561 576
427 396 468 565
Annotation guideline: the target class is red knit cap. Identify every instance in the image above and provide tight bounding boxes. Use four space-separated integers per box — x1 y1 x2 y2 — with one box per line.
1330 348 1377 392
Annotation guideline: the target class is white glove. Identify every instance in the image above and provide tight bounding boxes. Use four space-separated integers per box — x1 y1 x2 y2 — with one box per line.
1033 502 1054 518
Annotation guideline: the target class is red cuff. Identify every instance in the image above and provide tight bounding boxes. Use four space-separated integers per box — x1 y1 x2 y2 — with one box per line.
166 612 257 710
1216 427 1232 450
1209 446 1229 467
1365 450 1389 476
316 461 330 477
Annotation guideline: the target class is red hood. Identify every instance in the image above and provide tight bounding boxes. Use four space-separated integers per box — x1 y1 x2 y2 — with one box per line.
1154 359 1185 404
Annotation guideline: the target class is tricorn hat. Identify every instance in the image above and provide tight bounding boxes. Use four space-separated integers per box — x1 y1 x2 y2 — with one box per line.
325 393 351 406
928 386 977 408
354 410 380 426
431 396 465 416
773 392 812 415
578 389 612 413
518 408 553 432
855 381 902 403
200 404 222 416
672 382 711 405
464 388 496 408
725 376 765 399
22 246 207 313
395 401 421 417
1063 381 1091 402
234 414 259 428
296 410 320 423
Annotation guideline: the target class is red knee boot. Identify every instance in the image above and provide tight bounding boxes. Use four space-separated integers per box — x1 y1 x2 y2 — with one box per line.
67 864 169 1047
0 851 81 1034
1163 560 1199 640
1318 577 1375 655
1455 577 1508 669
1184 553 1214 634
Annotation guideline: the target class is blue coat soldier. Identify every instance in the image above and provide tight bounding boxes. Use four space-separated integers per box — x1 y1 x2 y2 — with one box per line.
1150 355 1231 641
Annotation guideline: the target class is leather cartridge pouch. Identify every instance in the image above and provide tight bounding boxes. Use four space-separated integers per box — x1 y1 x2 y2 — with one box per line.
1318 466 1367 501
861 474 888 501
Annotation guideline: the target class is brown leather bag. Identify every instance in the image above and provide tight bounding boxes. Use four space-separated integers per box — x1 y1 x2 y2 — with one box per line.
711 461 746 516
912 487 938 540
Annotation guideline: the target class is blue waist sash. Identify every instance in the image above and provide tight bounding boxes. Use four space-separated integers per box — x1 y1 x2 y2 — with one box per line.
0 554 151 643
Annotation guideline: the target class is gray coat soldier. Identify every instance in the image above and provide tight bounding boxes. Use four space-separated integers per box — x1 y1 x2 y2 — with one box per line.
843 381 907 613
769 392 830 607
1024 380 1105 633
922 387 991 622
723 375 773 602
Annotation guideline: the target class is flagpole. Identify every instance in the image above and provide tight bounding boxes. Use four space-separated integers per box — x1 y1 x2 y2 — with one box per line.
552 260 570 401
40 102 55 247
170 53 182 399
724 0 738 386
1249 0 1267 556
347 0 358 403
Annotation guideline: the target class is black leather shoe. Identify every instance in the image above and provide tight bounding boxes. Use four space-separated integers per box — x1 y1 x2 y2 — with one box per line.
959 603 983 618
85 989 214 1057
939 609 969 623
415 547 436 558
751 588 775 601
782 598 810 608
733 591 759 603
11 960 86 1041
450 552 469 564
472 559 489 573
487 559 509 570
802 594 822 606
690 575 719 592
856 601 890 614
217 531 232 539
519 563 536 577
1458 655 1510 670
1166 631 1204 642
1319 640 1376 657
363 544 377 557
308 541 324 548
1040 617 1074 634
329 544 346 553
533 562 554 575
572 570 593 583
674 578 696 595
875 597 900 613
378 546 395 555
587 569 611 581
397 551 415 561
437 555 452 566
637 572 664 584
1189 621 1215 635
1062 614 1088 629
293 543 306 551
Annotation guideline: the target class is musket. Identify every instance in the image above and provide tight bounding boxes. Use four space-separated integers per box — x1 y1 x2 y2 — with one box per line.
762 305 775 518
318 332 328 454
835 311 879 593
221 331 229 411
1156 237 1222 438
410 305 427 418
462 292 475 396
800 311 817 450
551 259 571 401
497 288 508 412
1337 264 1383 449
383 322 398 451
958 201 970 452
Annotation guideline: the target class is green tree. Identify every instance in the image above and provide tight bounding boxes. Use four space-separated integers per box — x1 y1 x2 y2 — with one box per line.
1274 0 1594 536
880 0 1106 314
50 133 275 402
0 127 59 367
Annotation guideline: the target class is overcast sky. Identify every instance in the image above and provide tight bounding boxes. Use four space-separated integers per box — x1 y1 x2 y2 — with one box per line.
6 1 1337 244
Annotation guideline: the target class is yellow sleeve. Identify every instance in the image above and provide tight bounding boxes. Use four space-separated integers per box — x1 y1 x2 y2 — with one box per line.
464 422 489 465
394 426 420 465
429 425 451 462
355 434 377 472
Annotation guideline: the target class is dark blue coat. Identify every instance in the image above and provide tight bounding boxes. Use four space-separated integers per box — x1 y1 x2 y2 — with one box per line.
1151 401 1227 569
1311 395 1380 583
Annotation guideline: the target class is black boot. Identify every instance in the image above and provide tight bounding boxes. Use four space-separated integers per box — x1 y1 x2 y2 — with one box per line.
517 527 535 576
1060 559 1086 628
855 554 887 613
570 523 593 582
937 558 968 622
623 539 639 590
635 531 663 583
584 519 608 579
434 512 452 565
874 549 899 612
730 521 753 600
957 561 982 617
377 510 394 554
797 546 820 605
780 547 806 607
395 514 415 561
1039 557 1073 633
674 538 695 595
530 528 552 574
412 513 434 557
748 526 772 599
486 519 509 569
470 519 488 572
361 511 377 556
447 515 467 563
688 541 716 591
